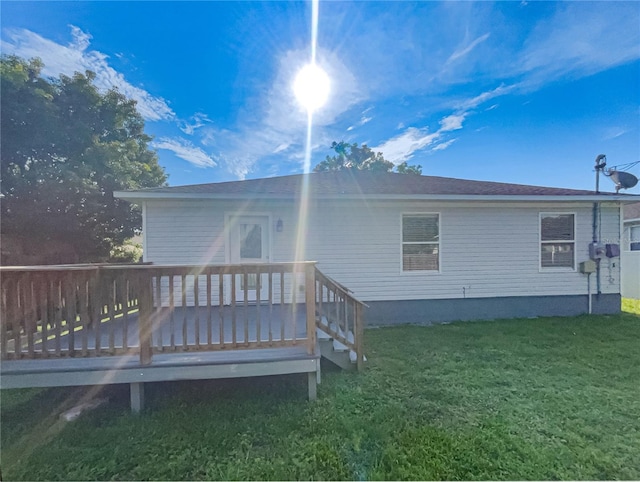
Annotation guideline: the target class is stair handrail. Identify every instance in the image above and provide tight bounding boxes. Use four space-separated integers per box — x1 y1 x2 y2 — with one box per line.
314 267 366 370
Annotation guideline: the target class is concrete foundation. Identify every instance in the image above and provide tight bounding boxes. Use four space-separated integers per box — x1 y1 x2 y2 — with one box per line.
364 294 621 326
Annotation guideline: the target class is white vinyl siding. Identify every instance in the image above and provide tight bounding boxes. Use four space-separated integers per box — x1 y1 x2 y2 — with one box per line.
540 213 576 270
402 214 439 271
142 199 621 303
144 201 301 306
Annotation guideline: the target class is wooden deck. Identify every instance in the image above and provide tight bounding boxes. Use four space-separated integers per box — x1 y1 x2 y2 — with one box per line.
1 263 366 412
7 304 310 353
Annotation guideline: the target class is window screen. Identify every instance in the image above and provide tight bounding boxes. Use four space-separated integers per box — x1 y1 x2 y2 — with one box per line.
540 214 575 269
402 214 439 271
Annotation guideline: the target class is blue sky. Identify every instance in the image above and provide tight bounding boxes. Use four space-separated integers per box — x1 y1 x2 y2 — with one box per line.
2 1 639 190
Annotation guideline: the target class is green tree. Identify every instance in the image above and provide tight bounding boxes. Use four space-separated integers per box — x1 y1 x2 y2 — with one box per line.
314 141 422 175
396 161 423 175
1 55 167 264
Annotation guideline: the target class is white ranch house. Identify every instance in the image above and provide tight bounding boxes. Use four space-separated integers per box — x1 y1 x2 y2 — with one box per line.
116 171 637 323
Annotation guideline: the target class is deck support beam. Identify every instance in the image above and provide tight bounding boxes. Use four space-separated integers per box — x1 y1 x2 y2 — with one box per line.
307 371 317 401
130 382 145 413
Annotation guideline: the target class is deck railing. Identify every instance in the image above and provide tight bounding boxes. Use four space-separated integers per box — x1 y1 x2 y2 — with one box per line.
0 265 140 360
0 262 319 364
314 268 367 370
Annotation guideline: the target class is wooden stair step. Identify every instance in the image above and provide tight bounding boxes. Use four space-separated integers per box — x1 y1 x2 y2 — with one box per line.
316 327 332 341
349 350 367 364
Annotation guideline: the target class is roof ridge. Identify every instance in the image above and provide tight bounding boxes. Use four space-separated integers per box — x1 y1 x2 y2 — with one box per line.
118 170 637 197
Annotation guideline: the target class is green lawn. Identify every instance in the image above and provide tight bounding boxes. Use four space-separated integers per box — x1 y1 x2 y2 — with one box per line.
2 313 639 480
623 297 640 315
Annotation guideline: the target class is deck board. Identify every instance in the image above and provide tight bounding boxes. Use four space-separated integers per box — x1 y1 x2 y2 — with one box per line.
24 304 309 353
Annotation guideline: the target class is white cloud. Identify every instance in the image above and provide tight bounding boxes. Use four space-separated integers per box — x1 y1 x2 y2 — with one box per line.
432 139 457 151
151 137 216 168
273 143 290 154
347 114 373 132
439 113 466 132
457 84 514 111
1 26 174 122
372 77 522 163
602 127 631 141
374 127 440 164
516 3 640 87
179 113 212 135
446 33 490 64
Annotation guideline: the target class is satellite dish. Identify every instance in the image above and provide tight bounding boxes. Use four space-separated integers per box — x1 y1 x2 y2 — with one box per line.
608 170 638 192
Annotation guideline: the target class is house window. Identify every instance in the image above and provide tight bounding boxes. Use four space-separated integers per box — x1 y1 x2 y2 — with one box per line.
540 213 575 269
402 214 439 271
630 225 640 251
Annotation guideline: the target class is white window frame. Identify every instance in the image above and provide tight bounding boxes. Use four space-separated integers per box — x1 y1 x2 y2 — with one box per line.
400 212 441 274
629 224 640 251
539 212 576 272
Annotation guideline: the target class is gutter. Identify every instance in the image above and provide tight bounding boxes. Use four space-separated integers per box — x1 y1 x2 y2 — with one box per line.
114 191 638 203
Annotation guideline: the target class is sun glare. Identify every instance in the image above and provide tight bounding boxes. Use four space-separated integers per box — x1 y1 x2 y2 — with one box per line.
293 63 330 112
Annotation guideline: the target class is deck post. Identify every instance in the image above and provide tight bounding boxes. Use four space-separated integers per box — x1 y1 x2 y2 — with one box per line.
305 263 317 356
137 271 153 366
130 382 145 413
307 371 317 401
355 303 364 371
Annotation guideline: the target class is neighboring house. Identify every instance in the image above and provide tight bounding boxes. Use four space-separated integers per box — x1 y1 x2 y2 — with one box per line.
622 202 640 299
115 171 637 324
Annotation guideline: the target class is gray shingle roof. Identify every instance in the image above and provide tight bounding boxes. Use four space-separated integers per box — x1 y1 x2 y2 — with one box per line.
130 171 622 197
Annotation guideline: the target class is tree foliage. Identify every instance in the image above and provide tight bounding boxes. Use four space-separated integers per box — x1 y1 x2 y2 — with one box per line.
0 55 167 264
314 141 422 175
395 160 423 175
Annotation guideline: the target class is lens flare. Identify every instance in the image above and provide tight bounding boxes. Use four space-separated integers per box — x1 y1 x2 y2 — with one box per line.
294 0 322 268
293 63 330 113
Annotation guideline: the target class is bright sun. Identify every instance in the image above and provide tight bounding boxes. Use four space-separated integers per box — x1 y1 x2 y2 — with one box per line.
293 63 330 112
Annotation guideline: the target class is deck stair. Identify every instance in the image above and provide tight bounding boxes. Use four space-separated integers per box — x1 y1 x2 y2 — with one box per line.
315 316 366 371
313 268 367 371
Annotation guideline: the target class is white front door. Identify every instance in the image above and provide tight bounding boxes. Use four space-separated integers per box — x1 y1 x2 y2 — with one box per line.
229 215 270 302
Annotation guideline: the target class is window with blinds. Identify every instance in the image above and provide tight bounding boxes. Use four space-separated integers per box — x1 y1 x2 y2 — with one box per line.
630 225 640 251
402 214 439 271
540 213 575 269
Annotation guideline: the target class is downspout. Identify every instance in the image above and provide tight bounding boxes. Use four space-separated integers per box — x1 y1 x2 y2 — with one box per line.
142 202 147 263
587 272 592 314
593 202 601 296
593 155 606 297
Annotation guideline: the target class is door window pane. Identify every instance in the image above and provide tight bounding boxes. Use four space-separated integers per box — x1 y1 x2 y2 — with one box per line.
240 224 262 259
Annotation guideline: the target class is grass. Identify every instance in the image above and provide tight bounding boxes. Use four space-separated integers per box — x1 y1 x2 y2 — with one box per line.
2 313 640 480
622 297 640 315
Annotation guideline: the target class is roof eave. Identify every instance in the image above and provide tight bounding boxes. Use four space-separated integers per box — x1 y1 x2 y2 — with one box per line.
114 191 635 203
